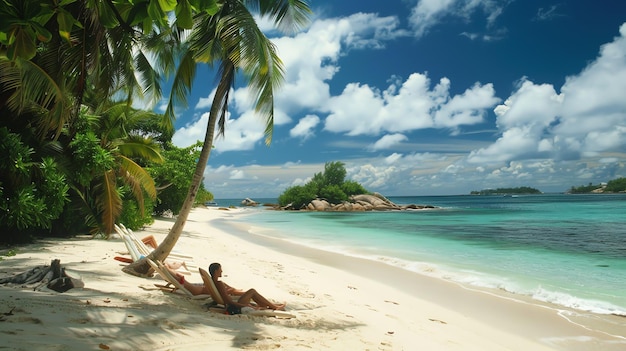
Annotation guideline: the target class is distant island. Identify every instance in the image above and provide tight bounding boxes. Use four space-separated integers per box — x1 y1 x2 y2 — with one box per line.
470 187 541 195
567 177 626 194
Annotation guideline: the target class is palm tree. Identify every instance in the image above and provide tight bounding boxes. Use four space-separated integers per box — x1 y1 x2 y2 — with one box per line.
0 0 166 139
66 103 163 235
1 0 175 237
123 0 312 276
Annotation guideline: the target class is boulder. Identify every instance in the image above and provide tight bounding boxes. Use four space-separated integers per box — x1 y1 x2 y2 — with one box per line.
241 198 259 206
310 199 330 211
280 193 436 212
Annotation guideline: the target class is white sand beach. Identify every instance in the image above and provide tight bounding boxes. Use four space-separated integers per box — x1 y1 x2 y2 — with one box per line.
0 207 624 350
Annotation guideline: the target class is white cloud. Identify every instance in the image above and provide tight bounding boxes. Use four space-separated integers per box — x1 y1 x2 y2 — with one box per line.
229 169 247 180
171 112 208 148
369 134 408 151
213 111 266 152
408 0 508 38
174 12 408 153
469 23 626 165
195 95 213 110
270 13 407 117
289 114 320 140
325 73 499 135
175 12 626 199
533 5 565 22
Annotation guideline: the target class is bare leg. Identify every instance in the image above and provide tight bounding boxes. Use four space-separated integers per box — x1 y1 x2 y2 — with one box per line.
237 289 286 310
142 235 158 249
168 270 209 295
164 260 188 271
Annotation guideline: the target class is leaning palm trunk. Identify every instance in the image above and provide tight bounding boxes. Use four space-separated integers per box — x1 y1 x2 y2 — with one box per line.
122 0 311 277
122 66 232 277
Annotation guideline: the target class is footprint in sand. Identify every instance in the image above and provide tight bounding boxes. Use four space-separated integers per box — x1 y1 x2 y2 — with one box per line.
288 290 315 298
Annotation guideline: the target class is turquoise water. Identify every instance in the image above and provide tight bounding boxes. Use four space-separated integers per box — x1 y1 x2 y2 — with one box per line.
221 194 626 315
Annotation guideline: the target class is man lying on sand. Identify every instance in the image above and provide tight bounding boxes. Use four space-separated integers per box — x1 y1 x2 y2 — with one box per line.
167 262 286 311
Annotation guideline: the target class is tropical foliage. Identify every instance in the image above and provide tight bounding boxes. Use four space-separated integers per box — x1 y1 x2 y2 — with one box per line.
148 142 214 216
0 127 69 242
568 178 626 193
122 0 312 276
568 183 604 194
605 177 626 192
0 0 312 267
470 187 542 195
278 161 369 208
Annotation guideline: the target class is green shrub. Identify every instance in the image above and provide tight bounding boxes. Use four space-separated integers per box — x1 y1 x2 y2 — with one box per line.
278 183 318 208
0 129 69 243
605 177 626 192
277 161 369 208
319 184 347 204
342 180 368 196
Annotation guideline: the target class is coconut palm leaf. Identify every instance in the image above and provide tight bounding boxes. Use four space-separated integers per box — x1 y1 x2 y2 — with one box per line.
94 170 122 235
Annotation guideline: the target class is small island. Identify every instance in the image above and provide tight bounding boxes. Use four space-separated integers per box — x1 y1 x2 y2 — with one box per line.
567 177 626 194
276 161 435 211
470 187 542 195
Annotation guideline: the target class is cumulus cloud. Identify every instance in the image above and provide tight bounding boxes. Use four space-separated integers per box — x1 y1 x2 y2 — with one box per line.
325 73 499 135
469 23 626 165
369 134 408 151
174 12 407 153
172 112 209 148
290 114 320 140
175 10 626 198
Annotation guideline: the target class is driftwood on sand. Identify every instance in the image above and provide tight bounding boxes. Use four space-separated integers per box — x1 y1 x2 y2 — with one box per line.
0 259 84 293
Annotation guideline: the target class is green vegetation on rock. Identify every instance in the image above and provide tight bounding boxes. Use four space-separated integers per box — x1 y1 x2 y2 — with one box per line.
278 162 368 208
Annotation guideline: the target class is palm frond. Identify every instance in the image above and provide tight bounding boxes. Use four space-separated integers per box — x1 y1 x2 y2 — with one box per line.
95 170 123 235
217 2 285 144
249 0 312 33
116 135 164 164
117 154 157 199
211 61 235 139
164 49 197 132
135 50 162 106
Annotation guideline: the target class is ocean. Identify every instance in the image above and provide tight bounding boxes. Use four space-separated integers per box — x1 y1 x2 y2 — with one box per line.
216 194 626 316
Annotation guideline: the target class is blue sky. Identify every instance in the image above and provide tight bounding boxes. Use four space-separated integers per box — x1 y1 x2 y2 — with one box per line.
165 0 626 199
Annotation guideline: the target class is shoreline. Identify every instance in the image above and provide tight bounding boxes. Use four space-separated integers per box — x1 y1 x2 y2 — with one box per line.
216 211 626 350
0 207 624 350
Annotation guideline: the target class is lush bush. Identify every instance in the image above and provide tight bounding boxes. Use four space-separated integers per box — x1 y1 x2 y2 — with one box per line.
568 183 603 194
605 177 626 192
341 180 368 196
319 184 348 204
0 129 69 242
278 161 369 208
278 183 318 209
148 142 213 215
118 195 155 230
69 131 115 187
